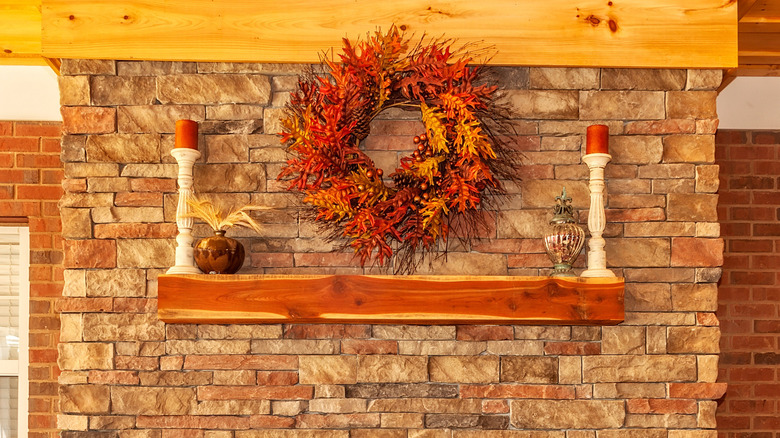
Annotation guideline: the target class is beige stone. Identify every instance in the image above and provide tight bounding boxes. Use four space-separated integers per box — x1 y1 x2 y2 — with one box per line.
696 222 720 238
357 355 428 383
166 339 250 355
83 313 165 342
157 74 271 104
92 207 164 223
211 370 254 385
62 270 87 297
623 222 695 238
663 135 715 163
671 283 718 311
511 400 624 428
624 283 672 312
638 163 695 179
86 134 161 164
499 90 579 119
198 324 282 339
116 239 174 269
309 398 368 413
205 135 250 163
601 326 644 354
60 314 83 342
453 432 565 438
194 163 266 192
413 253 507 276
60 208 92 239
57 414 88 430
529 68 599 90
486 340 544 355
540 136 581 151
667 327 720 354
91 76 156 105
118 105 204 134
598 430 666 438
580 91 664 120
624 413 696 428
63 162 120 179
667 193 718 222
697 400 717 428
87 177 131 193
59 76 90 105
501 357 558 383
602 69 686 90
521 180 590 209
207 104 265 120
86 269 147 297
687 70 723 90
497 209 549 239
60 385 110 414
398 340 485 356
429 356 499 383
61 59 115 75
698 355 719 383
299 356 358 384
58 343 114 370
314 385 346 399
610 136 663 164
669 431 717 438
194 400 270 416
263 107 286 135
666 91 717 119
272 400 307 416
623 268 694 283
251 339 339 354
592 382 666 398
624 312 696 326
368 398 482 414
139 371 212 386
558 356 582 384
695 165 719 193
120 163 178 178
514 326 571 340
646 326 667 354
605 238 670 268
111 387 195 415
372 326 454 340
583 355 696 382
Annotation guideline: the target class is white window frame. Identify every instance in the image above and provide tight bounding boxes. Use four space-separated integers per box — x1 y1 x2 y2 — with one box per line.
0 225 29 438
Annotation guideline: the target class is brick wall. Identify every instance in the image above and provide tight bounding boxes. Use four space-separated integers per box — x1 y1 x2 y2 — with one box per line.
56 59 725 436
0 120 63 438
716 130 780 436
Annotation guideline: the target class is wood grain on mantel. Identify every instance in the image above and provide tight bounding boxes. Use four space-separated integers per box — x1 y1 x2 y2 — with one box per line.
157 275 624 325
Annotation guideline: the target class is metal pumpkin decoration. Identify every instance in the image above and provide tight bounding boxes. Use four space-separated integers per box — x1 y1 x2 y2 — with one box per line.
543 188 585 277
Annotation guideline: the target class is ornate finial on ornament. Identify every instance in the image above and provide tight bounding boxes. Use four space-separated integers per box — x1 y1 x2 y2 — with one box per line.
581 124 616 278
544 187 585 277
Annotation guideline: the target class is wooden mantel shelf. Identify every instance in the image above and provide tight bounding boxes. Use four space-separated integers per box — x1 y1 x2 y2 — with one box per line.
157 275 624 325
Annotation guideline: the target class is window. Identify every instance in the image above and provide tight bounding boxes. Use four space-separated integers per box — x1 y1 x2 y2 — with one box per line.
0 226 28 438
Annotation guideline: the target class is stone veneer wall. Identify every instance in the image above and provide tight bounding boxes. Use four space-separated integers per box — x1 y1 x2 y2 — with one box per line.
56 59 726 437
715 130 780 436
0 120 63 438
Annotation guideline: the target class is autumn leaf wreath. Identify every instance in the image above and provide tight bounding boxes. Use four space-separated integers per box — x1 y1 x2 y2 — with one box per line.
278 26 521 273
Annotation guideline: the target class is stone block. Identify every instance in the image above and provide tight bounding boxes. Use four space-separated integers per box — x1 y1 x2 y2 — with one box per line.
57 414 88 431
510 400 624 428
501 357 557 383
61 59 115 75
670 237 723 267
381 413 425 428
251 339 339 354
117 105 205 134
198 324 281 339
667 327 720 354
638 163 695 179
157 74 271 105
558 356 582 384
368 398 482 414
663 135 715 163
601 326 645 354
272 400 307 416
623 222 695 238
592 382 667 399
64 163 120 178
669 431 717 438
666 91 717 119
687 70 723 90
498 90 579 119
194 163 266 192
63 239 116 269
598 430 666 438
299 356 358 384
610 136 663 164
58 342 114 370
120 163 178 178
529 68 599 90
695 165 719 193
646 326 667 354
667 194 718 221
624 268 695 284
86 134 161 164
372 326 455 340
85 269 146 297
604 238 670 268
204 135 251 162
83 313 165 342
429 356 499 384
91 76 156 105
60 208 93 239
485 340 544 356
521 180 589 209
117 61 197 75
580 91 664 120
117 239 175 268
60 314 83 343
497 209 549 239
671 283 717 311
601 69 686 90
357 355 428 383
59 76 90 105
207 104 265 120
139 371 213 386
63 269 87 297
398 341 486 356
61 107 116 135
111 387 195 415
92 207 164 223
166 339 250 355
345 383 458 399
697 355 719 383
263 107 285 135
624 283 672 312
61 135 87 163
60 385 110 414
583 355 696 382
412 253 507 276
308 398 368 413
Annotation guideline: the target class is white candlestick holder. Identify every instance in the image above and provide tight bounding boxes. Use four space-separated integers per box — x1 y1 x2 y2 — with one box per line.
581 153 616 278
167 148 203 275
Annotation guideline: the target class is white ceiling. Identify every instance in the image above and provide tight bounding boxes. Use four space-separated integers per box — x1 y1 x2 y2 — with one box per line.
0 66 778 130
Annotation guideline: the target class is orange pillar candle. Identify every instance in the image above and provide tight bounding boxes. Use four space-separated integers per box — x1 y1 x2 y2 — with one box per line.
586 124 609 155
175 119 199 149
